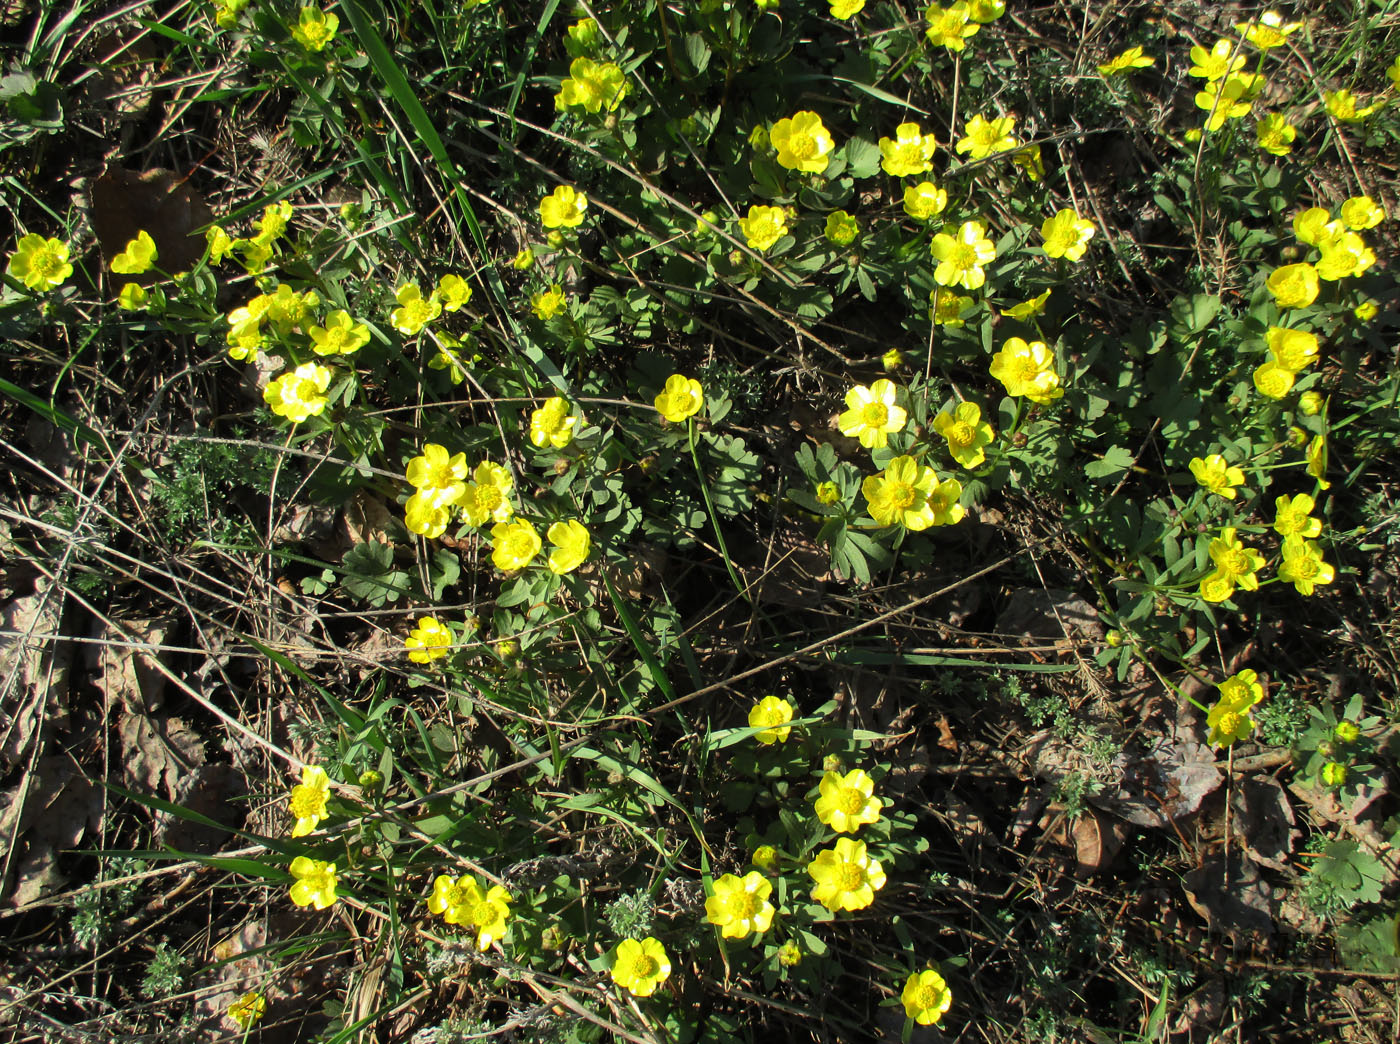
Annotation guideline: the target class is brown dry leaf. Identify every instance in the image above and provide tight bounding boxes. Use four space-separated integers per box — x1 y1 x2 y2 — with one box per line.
1094 734 1223 829
995 587 1104 643
118 710 206 799
271 502 344 561
1182 849 1273 945
91 614 177 712
89 166 213 276
1233 778 1298 872
156 763 246 852
1172 978 1225 1036
1062 807 1129 875
344 489 395 547
1 756 103 906
0 581 72 773
92 25 162 119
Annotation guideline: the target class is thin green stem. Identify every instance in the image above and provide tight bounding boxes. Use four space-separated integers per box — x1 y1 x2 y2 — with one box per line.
687 418 750 603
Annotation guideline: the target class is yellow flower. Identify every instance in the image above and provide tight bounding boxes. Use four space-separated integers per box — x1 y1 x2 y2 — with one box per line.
655 373 704 423
824 210 859 245
264 362 332 423
1198 570 1236 604
310 310 371 355
1254 113 1296 155
565 16 599 53
1098 46 1155 76
882 348 903 371
530 285 567 320
405 616 453 663
901 969 953 1026
862 456 963 530
838 379 907 449
738 204 789 252
933 401 995 468
1266 327 1319 372
902 181 949 221
288 765 331 836
1306 434 1330 489
264 283 318 328
288 856 339 910
206 225 234 264
828 0 865 18
1292 207 1338 247
110 230 158 275
1003 288 1051 320
925 2 979 51
461 461 516 527
1209 527 1264 591
1265 263 1318 309
1297 390 1324 415
529 396 577 449
555 57 628 114
1273 493 1322 539
611 937 671 996
1316 232 1376 281
546 520 590 574
1188 39 1246 81
7 233 72 290
404 490 454 538
117 283 149 310
1012 144 1045 181
1205 669 1265 746
808 837 886 912
814 768 882 833
511 247 535 271
258 200 293 241
1040 209 1096 262
955 114 1018 160
815 480 841 504
930 220 996 290
1188 454 1245 499
751 844 779 871
1252 359 1294 399
1325 89 1378 122
1237 11 1302 49
748 696 794 744
1389 55 1400 91
390 282 442 335
490 518 541 572
291 6 338 51
1195 73 1263 131
227 992 266 1030
1339 195 1385 230
930 289 974 326
1279 537 1335 596
539 185 589 229
214 0 250 29
770 111 835 174
427 874 513 949
966 0 1003 19
407 443 468 499
705 872 776 939
1354 300 1379 322
989 337 1062 404
879 121 938 177
433 274 473 311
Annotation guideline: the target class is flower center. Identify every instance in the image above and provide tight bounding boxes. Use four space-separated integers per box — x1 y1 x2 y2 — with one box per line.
1015 357 1042 383
471 901 497 926
289 787 323 818
835 864 865 891
838 789 866 815
861 402 889 428
889 482 917 510
505 532 533 557
1290 556 1319 579
32 249 61 279
1222 549 1251 575
789 134 818 160
729 892 758 920
951 243 979 269
1217 710 1241 736
913 985 943 1011
627 954 658 980
948 421 975 446
474 485 503 511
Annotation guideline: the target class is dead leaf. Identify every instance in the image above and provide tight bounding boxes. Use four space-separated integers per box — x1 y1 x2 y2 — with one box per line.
91 25 162 119
1172 978 1225 1035
91 614 177 712
1233 778 1298 872
1 756 103 906
344 490 395 547
156 763 246 852
89 166 213 277
118 711 206 798
1093 734 1223 829
1182 849 1273 945
0 580 73 773
995 587 1104 643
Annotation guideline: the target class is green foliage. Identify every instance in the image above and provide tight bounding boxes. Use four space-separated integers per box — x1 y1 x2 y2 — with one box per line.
139 942 186 1000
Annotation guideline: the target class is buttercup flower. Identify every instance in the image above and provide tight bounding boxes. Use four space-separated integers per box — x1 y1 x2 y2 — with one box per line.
749 696 794 744
838 379 907 449
288 856 339 910
611 937 671 996
1188 39 1246 82
655 373 704 423
1278 536 1334 595
814 769 882 833
433 274 472 311
1209 527 1264 591
1188 454 1245 499
930 290 974 326
1389 55 1400 91
1012 144 1045 180
1195 73 1263 130
824 210 859 245
933 401 995 468
930 220 996 290
461 461 516 527
7 233 72 290
879 122 938 177
390 283 442 335
529 396 577 449
925 2 979 51
491 518 541 572
1238 11 1302 49
1335 720 1360 744
511 247 534 270
829 0 865 18
770 111 835 174
1255 113 1297 155
777 940 802 965
1316 232 1376 281
955 114 1018 160
1265 263 1319 309
1321 761 1348 786
751 844 779 871
1204 669 1265 746
705 872 776 939
815 480 842 504
1325 89 1378 122
287 765 331 837
1297 390 1324 415
902 969 953 1026
206 225 234 264
903 182 948 221
989 337 1062 404
530 285 567 320
310 310 371 355
1199 570 1236 604
546 520 590 574
1040 209 1096 262
118 283 149 310
539 185 589 229
264 283 318 329
405 616 453 663
427 874 513 949
808 837 886 912
1252 359 1294 399
863 456 963 530
1292 207 1339 247
1306 434 1330 489
227 992 266 1030
291 6 338 51
556 57 629 114
882 348 903 371
264 363 332 423
1004 288 1051 320
111 230 158 275
257 200 293 241
565 16 599 54
1098 46 1155 76
405 491 453 538
1266 327 1319 372
1340 196 1385 230
215 0 250 29
407 443 468 500
739 204 789 252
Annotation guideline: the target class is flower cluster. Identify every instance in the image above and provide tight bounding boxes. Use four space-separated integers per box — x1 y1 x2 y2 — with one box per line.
1205 669 1265 747
556 57 628 114
427 873 514 949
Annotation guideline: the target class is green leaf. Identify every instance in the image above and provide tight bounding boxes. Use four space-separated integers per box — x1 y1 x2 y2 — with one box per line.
684 33 711 75
842 137 882 180
1083 445 1135 481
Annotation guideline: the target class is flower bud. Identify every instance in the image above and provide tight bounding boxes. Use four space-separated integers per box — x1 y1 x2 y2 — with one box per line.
1320 761 1348 787
1334 719 1360 744
776 940 802 966
751 845 779 871
815 481 840 505
1297 391 1323 416
882 348 903 372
